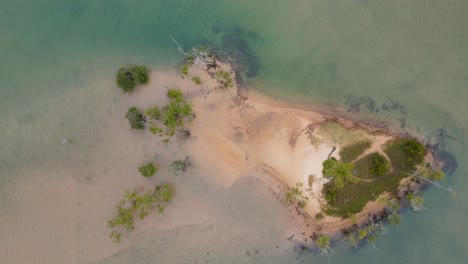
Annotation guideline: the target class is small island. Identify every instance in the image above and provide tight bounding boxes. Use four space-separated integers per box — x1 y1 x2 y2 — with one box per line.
109 47 449 253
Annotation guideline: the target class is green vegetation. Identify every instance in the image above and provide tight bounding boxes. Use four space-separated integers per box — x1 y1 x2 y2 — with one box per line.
369 153 390 176
322 158 358 190
315 212 324 220
191 76 202 85
406 193 425 212
116 65 149 93
285 182 309 208
108 182 175 243
417 165 446 181
125 107 145 129
138 163 158 177
383 138 426 172
169 158 191 173
346 222 387 250
181 64 189 75
324 170 407 217
353 153 389 179
215 70 233 88
323 137 428 218
387 213 402 225
339 140 372 162
145 106 160 120
155 183 175 213
145 89 194 140
316 235 331 254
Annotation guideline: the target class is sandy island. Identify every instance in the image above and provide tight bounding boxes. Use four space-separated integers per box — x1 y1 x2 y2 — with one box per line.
134 58 418 238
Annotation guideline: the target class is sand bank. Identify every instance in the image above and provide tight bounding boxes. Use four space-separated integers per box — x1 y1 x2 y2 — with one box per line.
132 60 404 239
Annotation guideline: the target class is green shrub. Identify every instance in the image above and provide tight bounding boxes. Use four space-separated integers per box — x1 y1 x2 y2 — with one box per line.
316 235 331 253
116 65 149 92
155 183 175 213
145 90 194 140
167 89 184 101
131 65 149 84
322 158 358 189
369 153 389 176
339 140 372 162
145 106 160 120
138 163 158 177
169 159 190 173
181 64 189 75
116 68 135 92
215 70 233 88
192 76 202 85
384 138 427 172
285 182 309 208
108 182 175 243
125 107 145 129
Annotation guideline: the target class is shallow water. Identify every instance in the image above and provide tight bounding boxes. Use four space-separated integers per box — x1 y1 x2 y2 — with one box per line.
1 0 467 263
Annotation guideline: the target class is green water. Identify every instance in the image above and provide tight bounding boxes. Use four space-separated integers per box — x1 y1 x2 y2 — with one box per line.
1 0 467 263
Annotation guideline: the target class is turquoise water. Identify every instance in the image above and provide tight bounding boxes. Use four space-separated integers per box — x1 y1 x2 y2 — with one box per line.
1 0 467 263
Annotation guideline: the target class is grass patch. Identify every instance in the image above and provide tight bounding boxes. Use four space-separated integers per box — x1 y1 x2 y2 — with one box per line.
339 139 372 162
324 171 407 217
323 136 426 218
191 76 202 85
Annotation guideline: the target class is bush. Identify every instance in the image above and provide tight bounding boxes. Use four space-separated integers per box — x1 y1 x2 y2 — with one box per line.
384 138 427 172
131 65 149 84
145 106 160 120
369 153 389 176
192 76 202 85
116 65 149 92
167 89 184 101
215 70 233 88
108 182 175 243
138 163 158 177
322 158 358 189
144 90 194 140
181 64 189 75
125 107 145 129
155 183 175 213
285 182 309 208
316 235 331 253
116 68 135 92
339 140 372 162
169 159 190 173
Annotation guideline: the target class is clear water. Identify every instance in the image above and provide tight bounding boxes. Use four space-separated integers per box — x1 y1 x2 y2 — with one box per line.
1 0 467 263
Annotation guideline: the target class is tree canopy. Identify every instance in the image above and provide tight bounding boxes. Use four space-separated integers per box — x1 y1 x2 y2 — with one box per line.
322 158 358 189
146 89 193 140
116 65 149 93
138 163 158 177
125 107 145 129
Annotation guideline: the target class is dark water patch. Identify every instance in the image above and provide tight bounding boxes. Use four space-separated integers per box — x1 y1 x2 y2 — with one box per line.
211 25 263 84
382 99 407 115
343 95 379 113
